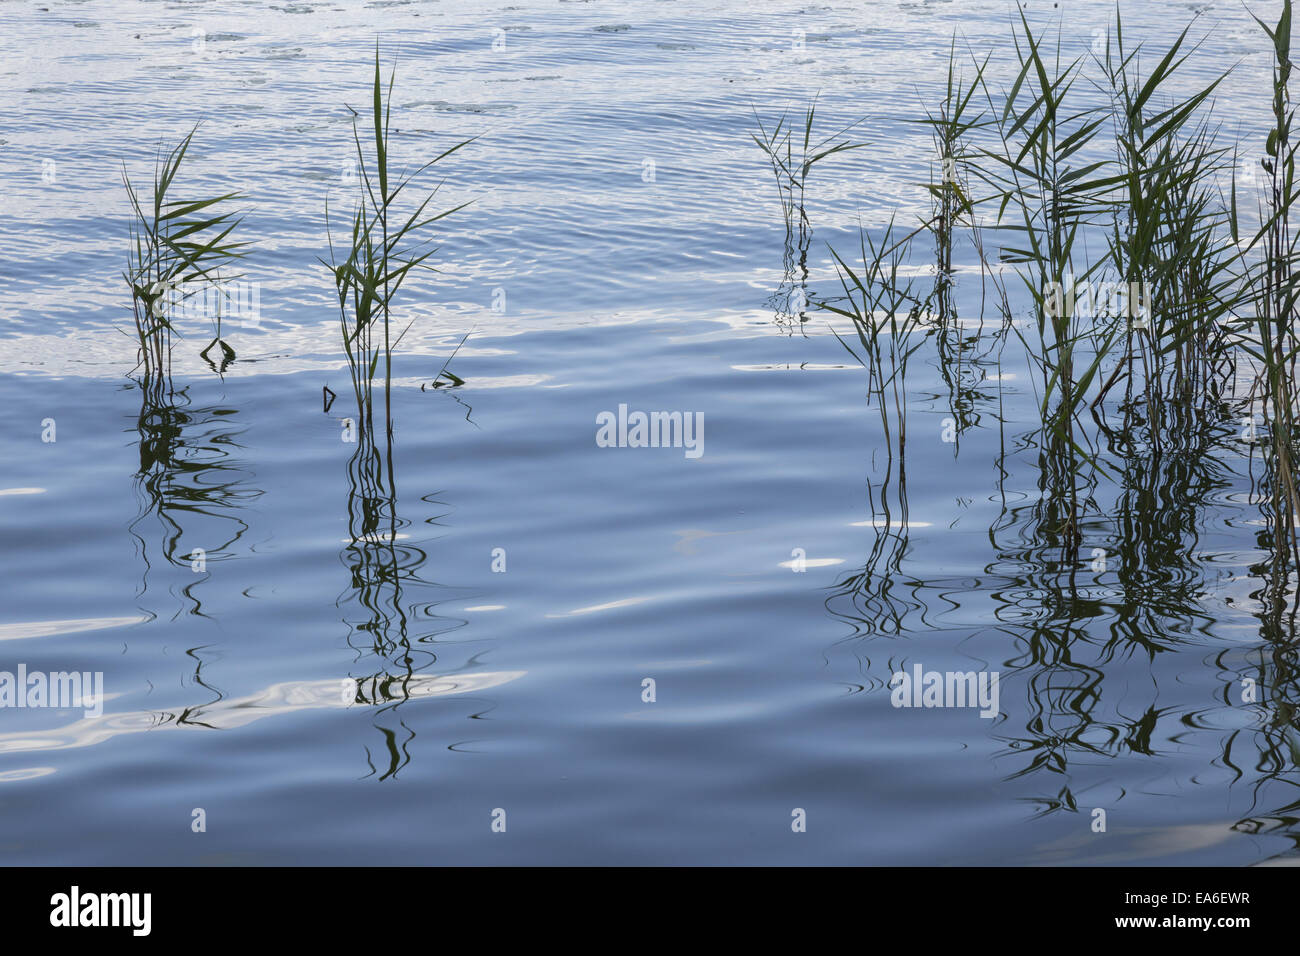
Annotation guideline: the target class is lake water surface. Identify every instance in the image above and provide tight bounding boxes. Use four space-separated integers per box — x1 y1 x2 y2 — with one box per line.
2 0 1299 865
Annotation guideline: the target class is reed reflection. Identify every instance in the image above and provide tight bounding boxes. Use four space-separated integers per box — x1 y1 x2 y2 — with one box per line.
981 400 1229 800
1226 630 1300 858
821 325 1282 827
1225 460 1300 855
331 313 479 779
336 410 467 781
129 374 261 710
826 423 921 663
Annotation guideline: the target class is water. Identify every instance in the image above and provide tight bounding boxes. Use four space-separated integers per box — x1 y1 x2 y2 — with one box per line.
1 0 1298 865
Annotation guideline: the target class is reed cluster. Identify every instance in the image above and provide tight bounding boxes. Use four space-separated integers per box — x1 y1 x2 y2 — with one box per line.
811 1 1300 591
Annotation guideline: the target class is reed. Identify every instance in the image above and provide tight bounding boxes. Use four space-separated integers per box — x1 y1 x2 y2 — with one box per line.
976 10 1128 545
753 100 865 326
752 99 864 248
826 8 1258 555
1229 0 1300 614
1092 13 1236 428
825 216 935 510
916 41 990 317
123 125 247 399
913 42 999 439
323 46 472 440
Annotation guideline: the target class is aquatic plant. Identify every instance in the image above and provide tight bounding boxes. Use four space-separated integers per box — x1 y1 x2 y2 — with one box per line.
753 100 865 327
826 216 935 494
1229 0 1300 616
916 41 989 316
1092 14 1236 426
915 41 998 439
979 11 1131 545
324 46 472 438
123 125 247 399
817 4 1300 580
753 99 864 246
318 48 475 778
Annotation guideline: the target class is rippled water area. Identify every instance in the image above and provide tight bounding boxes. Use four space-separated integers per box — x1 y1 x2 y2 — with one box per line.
2 0 1300 869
